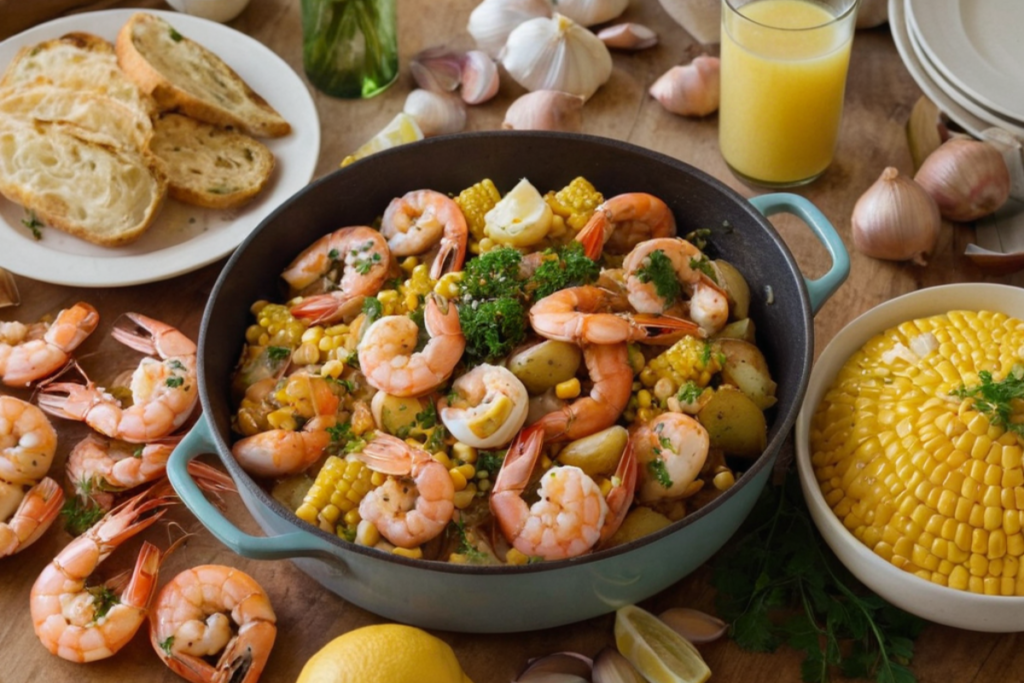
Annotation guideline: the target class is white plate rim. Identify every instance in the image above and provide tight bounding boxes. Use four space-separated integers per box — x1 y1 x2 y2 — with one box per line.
0 9 320 288
906 0 1024 123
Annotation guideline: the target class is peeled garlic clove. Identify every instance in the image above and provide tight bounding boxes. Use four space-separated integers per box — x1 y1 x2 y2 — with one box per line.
410 46 464 92
403 89 467 137
914 138 1011 222
555 0 629 27
598 23 658 51
503 90 585 133
0 268 19 308
460 50 500 105
657 608 729 643
592 647 646 683
515 652 593 682
501 13 613 101
468 0 553 58
852 166 941 265
649 55 720 117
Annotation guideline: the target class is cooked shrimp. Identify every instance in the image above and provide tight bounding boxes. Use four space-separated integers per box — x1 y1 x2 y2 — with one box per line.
358 294 466 398
284 226 392 324
30 485 175 662
575 193 676 260
232 415 335 478
149 565 277 683
529 285 702 346
0 302 99 387
623 237 729 334
532 343 633 442
0 395 58 485
355 432 455 548
632 413 710 503
0 477 64 557
439 364 529 449
490 424 636 561
381 189 468 280
37 314 198 443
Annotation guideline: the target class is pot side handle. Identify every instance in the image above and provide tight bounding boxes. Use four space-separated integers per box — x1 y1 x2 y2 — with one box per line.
168 415 346 564
748 193 850 314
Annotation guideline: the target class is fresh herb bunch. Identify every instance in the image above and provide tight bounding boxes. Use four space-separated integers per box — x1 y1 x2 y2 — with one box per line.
952 365 1024 436
712 472 925 683
529 241 600 300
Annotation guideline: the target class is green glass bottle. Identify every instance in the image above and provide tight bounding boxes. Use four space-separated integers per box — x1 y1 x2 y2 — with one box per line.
301 0 399 99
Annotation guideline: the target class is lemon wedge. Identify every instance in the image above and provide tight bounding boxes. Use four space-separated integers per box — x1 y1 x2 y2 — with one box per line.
483 177 553 247
614 604 712 683
341 112 424 167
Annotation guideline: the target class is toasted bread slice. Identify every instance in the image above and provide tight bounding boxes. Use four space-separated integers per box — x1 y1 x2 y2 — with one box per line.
0 115 166 246
116 13 291 138
0 32 156 117
0 84 153 151
149 113 275 209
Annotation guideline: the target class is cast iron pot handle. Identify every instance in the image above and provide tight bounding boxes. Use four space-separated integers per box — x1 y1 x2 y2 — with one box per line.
168 415 345 563
749 193 850 314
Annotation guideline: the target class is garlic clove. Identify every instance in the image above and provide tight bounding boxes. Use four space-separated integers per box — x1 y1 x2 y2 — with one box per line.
501 13 613 101
649 55 720 117
657 608 729 643
852 166 941 265
514 652 593 682
914 138 1011 223
592 647 646 683
597 23 658 51
460 50 500 105
403 89 467 137
554 0 629 27
906 95 952 172
410 46 464 93
468 0 553 58
503 90 585 133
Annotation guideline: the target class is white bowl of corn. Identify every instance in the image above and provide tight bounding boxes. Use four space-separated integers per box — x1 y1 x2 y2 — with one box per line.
795 282 1024 632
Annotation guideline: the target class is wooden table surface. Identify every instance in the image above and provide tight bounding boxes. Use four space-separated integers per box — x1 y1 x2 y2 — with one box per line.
3 1 1024 681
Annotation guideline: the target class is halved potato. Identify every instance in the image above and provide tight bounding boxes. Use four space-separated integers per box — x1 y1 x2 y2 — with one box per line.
714 259 751 320
507 339 582 394
713 317 756 343
556 425 629 477
717 338 777 410
697 385 767 458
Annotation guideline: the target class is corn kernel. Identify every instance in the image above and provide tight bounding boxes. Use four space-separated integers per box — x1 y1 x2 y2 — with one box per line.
356 520 380 547
449 468 468 491
556 378 582 400
452 442 477 464
505 548 530 565
713 470 735 491
453 489 476 509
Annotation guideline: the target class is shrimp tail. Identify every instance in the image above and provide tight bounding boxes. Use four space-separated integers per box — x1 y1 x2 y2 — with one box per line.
46 302 100 352
599 440 638 548
629 313 705 341
494 424 546 496
216 621 277 683
0 477 64 557
429 236 467 281
121 541 164 610
576 213 608 260
289 293 344 324
356 432 414 476
187 461 237 496
35 380 103 421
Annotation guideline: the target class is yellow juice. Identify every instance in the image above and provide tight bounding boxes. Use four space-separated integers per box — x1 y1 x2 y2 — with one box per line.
719 0 855 185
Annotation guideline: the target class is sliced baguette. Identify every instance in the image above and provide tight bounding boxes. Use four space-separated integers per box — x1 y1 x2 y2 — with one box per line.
0 115 166 246
149 113 275 209
0 32 155 117
116 13 291 138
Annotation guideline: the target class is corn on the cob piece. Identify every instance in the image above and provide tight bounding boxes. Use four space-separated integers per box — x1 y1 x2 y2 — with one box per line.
455 178 501 244
296 455 376 539
544 176 604 232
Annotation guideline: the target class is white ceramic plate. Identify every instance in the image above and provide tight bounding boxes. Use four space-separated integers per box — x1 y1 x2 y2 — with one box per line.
0 9 320 287
795 284 1024 632
889 0 988 138
907 0 1024 124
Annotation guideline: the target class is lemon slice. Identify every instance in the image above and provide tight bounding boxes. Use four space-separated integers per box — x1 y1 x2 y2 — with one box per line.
341 112 424 167
483 177 553 247
614 604 712 683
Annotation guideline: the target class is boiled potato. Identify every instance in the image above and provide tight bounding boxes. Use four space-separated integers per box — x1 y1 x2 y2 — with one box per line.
697 385 767 458
373 393 425 436
507 340 582 394
556 425 629 477
713 317 756 343
604 506 673 548
714 259 751 320
272 473 314 511
718 339 777 410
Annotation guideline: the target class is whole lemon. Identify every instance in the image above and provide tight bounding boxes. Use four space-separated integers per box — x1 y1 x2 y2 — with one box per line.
296 624 474 683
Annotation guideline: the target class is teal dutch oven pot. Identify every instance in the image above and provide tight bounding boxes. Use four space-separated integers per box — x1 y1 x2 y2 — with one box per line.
167 132 848 633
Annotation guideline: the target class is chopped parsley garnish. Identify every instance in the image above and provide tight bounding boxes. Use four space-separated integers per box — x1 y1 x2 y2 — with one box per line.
689 255 718 284
475 450 505 477
160 636 175 655
460 247 522 300
636 250 682 305
459 298 527 362
646 458 673 488
87 585 119 620
326 422 368 454
60 496 106 537
415 402 438 429
528 241 600 300
449 517 488 562
362 296 383 325
165 376 184 389
355 251 382 275
169 360 186 371
267 346 291 361
169 28 183 42
701 341 714 366
133 445 145 458
684 228 712 251
327 248 340 261
22 212 43 239
952 366 1024 436
678 381 703 403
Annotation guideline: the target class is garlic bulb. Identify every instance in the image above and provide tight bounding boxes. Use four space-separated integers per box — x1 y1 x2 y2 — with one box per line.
501 13 613 101
468 0 553 58
855 0 888 28
649 56 720 117
598 23 658 51
914 138 1011 222
460 50 500 104
554 0 629 27
410 47 463 92
852 167 941 265
403 89 467 137
503 90 584 132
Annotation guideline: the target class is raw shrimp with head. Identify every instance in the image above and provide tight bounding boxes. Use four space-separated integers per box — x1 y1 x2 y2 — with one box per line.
490 423 637 561
0 302 99 387
150 565 276 683
381 189 468 280
575 192 677 259
284 226 392 324
36 313 198 443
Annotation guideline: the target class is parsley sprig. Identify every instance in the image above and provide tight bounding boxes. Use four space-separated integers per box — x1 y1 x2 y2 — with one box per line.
952 365 1024 437
712 472 924 683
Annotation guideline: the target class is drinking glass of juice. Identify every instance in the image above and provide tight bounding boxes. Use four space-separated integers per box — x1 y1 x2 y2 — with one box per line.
718 0 858 187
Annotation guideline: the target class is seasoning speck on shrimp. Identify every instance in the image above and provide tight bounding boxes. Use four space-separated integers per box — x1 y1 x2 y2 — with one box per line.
0 302 99 387
381 189 468 280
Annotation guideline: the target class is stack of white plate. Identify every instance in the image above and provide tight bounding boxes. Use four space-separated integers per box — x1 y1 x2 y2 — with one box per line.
889 0 1024 139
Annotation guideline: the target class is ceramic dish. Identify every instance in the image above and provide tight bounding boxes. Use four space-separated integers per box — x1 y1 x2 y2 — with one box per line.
795 283 1024 633
0 9 320 287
